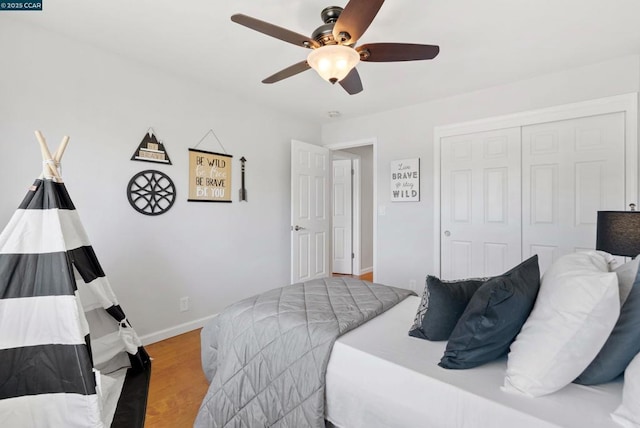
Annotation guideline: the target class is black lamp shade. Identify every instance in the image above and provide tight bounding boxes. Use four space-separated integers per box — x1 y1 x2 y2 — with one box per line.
596 211 640 257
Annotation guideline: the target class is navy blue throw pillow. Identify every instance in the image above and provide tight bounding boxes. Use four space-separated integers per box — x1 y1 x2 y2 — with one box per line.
575 266 640 385
409 276 488 341
439 255 540 370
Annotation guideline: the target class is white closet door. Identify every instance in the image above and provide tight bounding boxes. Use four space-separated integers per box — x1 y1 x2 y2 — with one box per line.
522 112 626 275
441 128 522 280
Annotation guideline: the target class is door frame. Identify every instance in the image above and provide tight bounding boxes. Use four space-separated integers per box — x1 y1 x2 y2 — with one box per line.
325 138 377 280
433 93 638 277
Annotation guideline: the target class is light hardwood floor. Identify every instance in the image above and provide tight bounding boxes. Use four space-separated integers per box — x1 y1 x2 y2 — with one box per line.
144 329 209 427
143 272 373 427
335 271 373 282
359 271 373 282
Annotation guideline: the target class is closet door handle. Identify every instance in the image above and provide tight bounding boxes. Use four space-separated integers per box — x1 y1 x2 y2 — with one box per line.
444 230 451 237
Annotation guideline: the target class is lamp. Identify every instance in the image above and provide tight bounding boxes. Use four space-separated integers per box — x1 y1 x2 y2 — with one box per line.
596 208 640 257
307 45 360 84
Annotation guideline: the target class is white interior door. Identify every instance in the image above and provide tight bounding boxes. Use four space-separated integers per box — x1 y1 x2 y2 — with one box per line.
332 159 352 274
522 112 626 275
291 140 330 283
441 127 522 279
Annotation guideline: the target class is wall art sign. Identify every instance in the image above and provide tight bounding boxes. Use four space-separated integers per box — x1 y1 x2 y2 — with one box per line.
390 158 420 202
131 131 172 164
188 148 232 202
127 170 176 215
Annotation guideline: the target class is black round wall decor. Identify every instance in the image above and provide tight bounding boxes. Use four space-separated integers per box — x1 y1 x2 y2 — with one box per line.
127 170 176 216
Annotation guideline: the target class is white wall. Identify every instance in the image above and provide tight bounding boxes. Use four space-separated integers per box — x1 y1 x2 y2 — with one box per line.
322 55 640 293
0 20 319 340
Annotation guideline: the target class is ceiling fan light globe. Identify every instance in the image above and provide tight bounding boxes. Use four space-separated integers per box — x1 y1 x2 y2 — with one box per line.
318 58 332 72
336 59 348 69
307 45 359 84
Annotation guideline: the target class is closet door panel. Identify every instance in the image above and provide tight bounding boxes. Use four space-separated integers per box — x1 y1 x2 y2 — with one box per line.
441 128 522 280
522 112 626 275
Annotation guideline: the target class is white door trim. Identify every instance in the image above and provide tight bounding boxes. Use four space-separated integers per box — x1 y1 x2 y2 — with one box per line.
325 138 377 280
352 156 362 276
433 92 638 277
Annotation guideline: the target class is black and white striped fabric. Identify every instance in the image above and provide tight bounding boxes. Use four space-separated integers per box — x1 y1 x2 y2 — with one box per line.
0 179 150 428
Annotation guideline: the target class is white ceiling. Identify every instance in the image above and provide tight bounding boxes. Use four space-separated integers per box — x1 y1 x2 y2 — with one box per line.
9 0 640 123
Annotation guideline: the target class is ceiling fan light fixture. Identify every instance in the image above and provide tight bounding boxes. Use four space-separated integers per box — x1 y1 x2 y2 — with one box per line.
307 45 360 84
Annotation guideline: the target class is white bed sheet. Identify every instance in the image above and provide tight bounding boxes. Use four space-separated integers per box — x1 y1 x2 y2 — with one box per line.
325 296 623 428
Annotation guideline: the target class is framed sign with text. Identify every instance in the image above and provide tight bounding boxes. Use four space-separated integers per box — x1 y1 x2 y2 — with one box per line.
390 158 420 202
188 148 232 202
131 131 172 164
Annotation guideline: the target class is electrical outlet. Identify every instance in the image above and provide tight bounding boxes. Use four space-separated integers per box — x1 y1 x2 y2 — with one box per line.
179 296 190 312
409 279 416 290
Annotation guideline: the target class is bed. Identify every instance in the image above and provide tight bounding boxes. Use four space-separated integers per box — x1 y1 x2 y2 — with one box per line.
196 251 637 428
325 295 622 428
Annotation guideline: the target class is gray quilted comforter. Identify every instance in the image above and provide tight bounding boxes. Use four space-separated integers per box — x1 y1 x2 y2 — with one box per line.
195 277 414 428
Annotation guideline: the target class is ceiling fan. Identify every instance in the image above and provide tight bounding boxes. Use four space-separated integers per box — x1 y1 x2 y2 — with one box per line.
231 0 440 95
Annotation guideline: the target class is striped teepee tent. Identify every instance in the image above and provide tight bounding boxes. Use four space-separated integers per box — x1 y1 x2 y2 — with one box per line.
0 132 151 427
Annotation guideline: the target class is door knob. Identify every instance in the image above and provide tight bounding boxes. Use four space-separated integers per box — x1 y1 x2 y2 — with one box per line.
293 225 306 231
444 230 451 237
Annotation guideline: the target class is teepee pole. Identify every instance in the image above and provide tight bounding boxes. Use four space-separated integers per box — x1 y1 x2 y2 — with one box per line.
35 130 62 181
53 135 70 163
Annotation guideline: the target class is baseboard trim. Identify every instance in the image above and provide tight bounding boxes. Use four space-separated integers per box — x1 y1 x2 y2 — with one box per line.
140 313 218 346
360 266 373 275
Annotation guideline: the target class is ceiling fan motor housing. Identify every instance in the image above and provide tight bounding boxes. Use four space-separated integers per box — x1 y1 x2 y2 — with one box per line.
312 6 351 46
312 23 336 45
321 6 342 24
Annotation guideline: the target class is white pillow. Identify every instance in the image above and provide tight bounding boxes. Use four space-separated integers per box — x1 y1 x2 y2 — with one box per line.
612 352 640 428
503 251 620 397
613 256 640 305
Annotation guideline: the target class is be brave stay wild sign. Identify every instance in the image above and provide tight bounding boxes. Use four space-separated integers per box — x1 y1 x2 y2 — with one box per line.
391 158 420 202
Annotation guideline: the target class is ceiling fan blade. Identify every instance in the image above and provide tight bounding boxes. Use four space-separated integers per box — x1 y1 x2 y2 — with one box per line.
332 0 385 45
357 43 440 62
339 68 363 95
262 61 311 84
231 14 319 49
